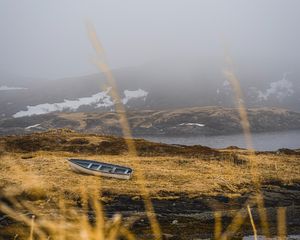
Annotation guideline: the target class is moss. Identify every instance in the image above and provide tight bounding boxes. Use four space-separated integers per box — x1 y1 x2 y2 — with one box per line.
18 187 48 201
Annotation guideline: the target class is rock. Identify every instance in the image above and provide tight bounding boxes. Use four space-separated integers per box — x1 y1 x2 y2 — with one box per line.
277 148 298 155
171 219 178 225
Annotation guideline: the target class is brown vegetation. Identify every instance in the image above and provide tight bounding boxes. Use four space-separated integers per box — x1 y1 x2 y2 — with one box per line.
0 130 299 201
1 130 300 239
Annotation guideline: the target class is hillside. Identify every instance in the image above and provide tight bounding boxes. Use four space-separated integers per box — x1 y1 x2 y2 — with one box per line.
1 107 300 136
1 61 300 119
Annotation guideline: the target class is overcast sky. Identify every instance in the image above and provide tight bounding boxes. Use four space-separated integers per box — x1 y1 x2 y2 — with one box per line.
0 0 299 79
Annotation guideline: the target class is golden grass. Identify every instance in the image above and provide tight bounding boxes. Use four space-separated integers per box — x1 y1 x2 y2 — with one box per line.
1 150 299 200
1 149 299 239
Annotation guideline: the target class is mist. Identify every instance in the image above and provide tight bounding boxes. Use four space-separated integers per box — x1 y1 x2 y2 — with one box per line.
1 0 300 80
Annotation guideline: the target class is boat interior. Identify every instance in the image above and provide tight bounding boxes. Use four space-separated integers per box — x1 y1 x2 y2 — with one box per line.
72 160 132 175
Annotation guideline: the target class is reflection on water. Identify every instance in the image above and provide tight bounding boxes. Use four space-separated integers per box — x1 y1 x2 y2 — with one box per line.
141 130 300 151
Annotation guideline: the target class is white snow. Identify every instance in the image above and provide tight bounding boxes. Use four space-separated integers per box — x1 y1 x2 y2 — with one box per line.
258 73 294 101
13 88 113 118
13 88 148 118
179 123 205 127
122 89 148 104
0 85 27 91
25 124 41 130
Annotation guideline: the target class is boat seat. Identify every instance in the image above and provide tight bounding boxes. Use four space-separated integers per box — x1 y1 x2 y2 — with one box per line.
87 163 93 169
96 165 102 170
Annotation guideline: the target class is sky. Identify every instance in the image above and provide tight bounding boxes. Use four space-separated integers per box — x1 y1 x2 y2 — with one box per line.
0 0 299 79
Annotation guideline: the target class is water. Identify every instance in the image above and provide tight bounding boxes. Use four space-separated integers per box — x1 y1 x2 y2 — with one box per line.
141 130 300 151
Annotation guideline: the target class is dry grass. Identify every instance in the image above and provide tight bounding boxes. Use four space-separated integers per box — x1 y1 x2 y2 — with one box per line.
0 146 299 239
59 112 88 130
1 149 299 201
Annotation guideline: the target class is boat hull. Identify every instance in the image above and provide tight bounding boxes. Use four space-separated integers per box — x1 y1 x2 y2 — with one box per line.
68 159 132 180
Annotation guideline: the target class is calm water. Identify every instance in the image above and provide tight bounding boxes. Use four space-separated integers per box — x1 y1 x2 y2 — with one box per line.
141 130 300 151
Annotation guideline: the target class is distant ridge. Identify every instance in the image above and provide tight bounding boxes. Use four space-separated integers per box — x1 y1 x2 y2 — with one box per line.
1 106 300 136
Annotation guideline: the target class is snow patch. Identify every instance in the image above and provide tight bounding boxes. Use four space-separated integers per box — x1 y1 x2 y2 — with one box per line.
14 88 113 118
0 85 27 91
179 123 205 127
122 89 148 104
25 124 41 130
258 73 294 101
13 88 148 118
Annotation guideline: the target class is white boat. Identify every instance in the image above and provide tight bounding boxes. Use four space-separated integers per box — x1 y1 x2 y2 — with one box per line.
68 159 133 180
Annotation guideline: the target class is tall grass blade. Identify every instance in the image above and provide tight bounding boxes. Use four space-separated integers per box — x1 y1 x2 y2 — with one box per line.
86 21 162 240
247 205 257 240
277 207 287 240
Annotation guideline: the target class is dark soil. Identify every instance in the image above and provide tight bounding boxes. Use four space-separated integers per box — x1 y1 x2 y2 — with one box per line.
92 184 300 239
1 129 230 159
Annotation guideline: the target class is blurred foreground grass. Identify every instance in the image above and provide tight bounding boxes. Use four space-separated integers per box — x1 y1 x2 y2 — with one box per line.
0 130 299 239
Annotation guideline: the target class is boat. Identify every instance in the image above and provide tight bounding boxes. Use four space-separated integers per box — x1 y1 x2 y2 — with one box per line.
68 159 133 180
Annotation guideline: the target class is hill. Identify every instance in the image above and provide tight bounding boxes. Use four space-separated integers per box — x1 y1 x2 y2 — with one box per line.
1 61 300 119
1 107 300 136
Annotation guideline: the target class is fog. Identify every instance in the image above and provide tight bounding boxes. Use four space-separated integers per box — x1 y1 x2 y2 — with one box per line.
1 0 300 80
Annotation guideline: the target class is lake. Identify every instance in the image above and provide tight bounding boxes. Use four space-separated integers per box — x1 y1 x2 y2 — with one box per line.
141 130 300 151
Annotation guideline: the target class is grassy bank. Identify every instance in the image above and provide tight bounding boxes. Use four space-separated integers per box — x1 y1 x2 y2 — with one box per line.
0 130 300 239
